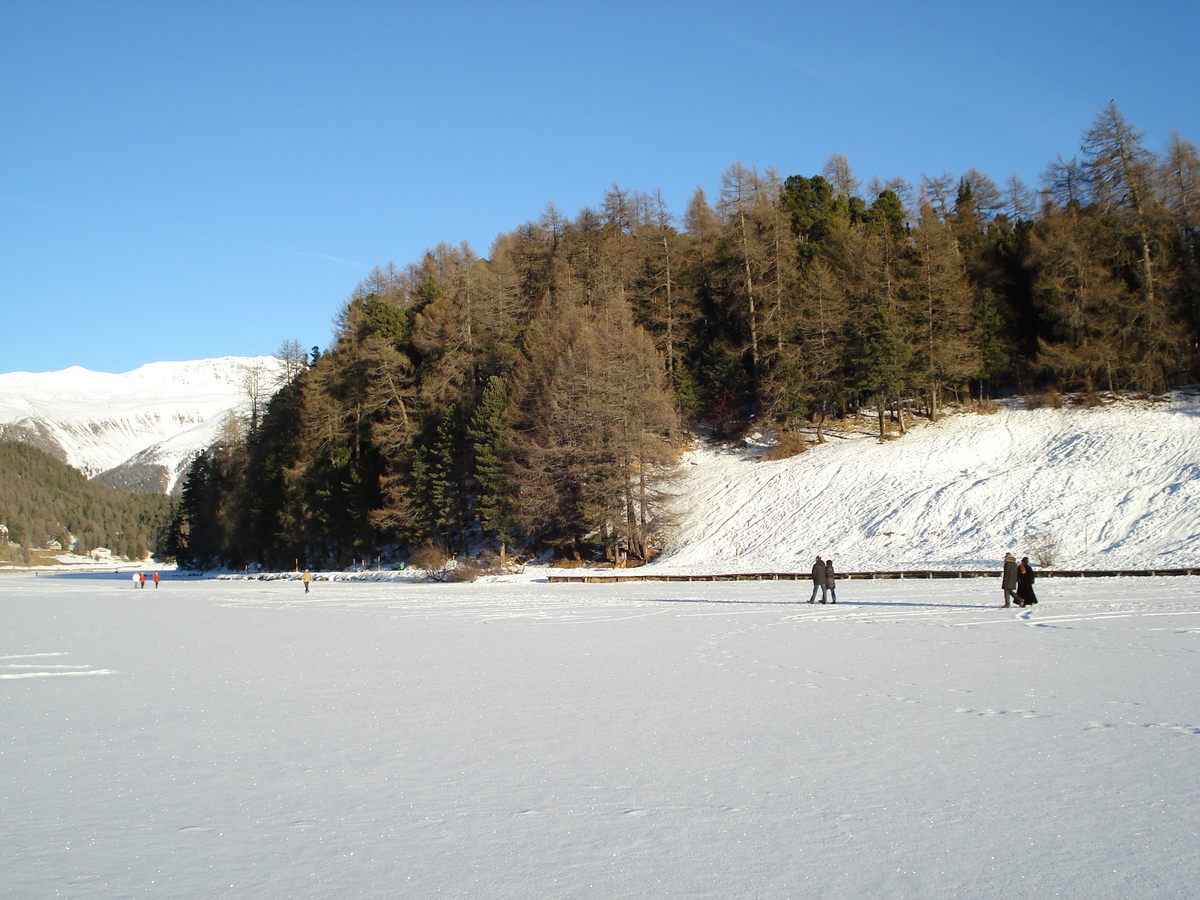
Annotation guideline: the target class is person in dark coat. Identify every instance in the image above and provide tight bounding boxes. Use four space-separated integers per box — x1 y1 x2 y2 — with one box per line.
808 556 827 603
824 558 837 604
1001 553 1018 607
1015 556 1038 606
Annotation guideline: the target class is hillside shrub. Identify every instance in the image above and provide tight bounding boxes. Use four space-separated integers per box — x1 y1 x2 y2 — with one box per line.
447 553 512 583
1027 391 1063 410
1026 530 1061 567
764 432 808 461
408 543 453 579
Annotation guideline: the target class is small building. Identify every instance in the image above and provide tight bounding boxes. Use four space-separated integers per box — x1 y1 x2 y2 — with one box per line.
91 547 112 561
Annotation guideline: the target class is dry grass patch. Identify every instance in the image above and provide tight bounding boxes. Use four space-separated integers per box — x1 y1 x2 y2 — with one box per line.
1027 391 1063 409
763 431 809 461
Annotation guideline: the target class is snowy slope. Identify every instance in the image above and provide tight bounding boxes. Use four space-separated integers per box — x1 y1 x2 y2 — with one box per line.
656 392 1200 574
0 357 287 493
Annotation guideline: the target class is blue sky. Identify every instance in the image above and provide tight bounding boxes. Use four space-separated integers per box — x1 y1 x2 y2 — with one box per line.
3 0 1198 374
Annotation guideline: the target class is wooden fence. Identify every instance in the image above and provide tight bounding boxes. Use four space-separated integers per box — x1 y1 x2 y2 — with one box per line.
547 568 1200 584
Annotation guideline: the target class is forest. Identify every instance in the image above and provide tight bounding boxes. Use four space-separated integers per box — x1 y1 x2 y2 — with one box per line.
169 103 1200 570
0 440 176 563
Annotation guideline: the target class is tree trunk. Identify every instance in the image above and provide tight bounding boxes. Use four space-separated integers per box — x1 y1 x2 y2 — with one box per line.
739 208 761 407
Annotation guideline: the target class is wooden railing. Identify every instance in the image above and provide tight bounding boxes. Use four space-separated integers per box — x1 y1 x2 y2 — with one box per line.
547 568 1200 583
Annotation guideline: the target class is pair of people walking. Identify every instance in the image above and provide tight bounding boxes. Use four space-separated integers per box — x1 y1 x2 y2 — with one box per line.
1001 553 1038 607
808 555 837 604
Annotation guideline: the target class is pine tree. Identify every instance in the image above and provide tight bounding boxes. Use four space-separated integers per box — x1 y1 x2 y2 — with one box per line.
912 203 980 416
175 451 218 568
424 406 470 554
1078 103 1184 390
859 293 910 438
468 375 515 557
973 289 1010 400
1030 205 1132 392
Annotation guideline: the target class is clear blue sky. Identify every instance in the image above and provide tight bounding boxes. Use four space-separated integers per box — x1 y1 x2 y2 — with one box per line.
3 1 1198 374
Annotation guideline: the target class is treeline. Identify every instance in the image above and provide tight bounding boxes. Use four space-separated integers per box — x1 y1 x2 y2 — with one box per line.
171 103 1200 569
0 441 176 561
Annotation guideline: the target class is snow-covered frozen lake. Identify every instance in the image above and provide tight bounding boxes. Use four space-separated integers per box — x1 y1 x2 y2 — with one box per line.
3 572 1198 898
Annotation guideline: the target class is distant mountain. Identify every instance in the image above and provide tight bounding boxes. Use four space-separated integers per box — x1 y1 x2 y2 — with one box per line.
0 357 287 494
0 439 175 559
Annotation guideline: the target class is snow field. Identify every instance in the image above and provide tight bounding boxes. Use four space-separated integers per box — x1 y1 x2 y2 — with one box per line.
3 573 1197 898
661 397 1200 574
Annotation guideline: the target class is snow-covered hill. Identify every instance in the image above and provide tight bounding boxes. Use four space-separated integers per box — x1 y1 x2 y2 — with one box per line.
0 357 287 493
654 393 1200 574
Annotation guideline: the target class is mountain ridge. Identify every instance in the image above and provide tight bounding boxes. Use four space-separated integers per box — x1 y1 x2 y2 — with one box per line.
0 356 287 493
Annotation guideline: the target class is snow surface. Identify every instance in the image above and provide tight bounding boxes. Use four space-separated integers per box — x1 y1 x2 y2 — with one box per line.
2 572 1197 899
657 393 1200 575
4 393 1200 897
0 357 287 490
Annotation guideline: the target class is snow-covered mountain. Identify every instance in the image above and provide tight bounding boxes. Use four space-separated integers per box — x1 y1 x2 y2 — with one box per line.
0 357 288 493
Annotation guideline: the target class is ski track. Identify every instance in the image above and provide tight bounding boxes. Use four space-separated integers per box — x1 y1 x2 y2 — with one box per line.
0 652 115 679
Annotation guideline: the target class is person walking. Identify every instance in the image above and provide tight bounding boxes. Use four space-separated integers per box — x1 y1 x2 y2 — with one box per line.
302 569 312 594
1001 553 1018 607
1016 557 1038 607
132 571 139 589
152 571 160 589
139 572 147 589
825 558 838 603
809 556 828 604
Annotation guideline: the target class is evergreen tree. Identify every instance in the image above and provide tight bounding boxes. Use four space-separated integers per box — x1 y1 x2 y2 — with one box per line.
468 375 515 557
858 293 911 437
972 289 1010 399
174 450 220 568
420 405 470 553
781 174 848 264
912 203 980 416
